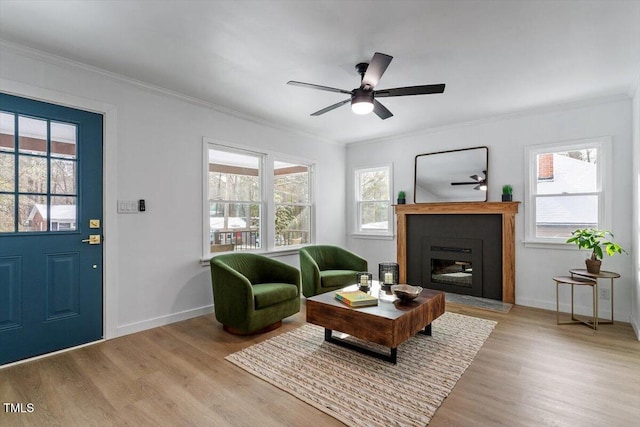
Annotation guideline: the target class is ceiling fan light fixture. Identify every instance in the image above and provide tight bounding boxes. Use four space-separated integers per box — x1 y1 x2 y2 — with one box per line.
351 90 374 115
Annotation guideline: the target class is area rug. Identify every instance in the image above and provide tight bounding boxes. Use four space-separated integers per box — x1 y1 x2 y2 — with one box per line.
225 312 496 427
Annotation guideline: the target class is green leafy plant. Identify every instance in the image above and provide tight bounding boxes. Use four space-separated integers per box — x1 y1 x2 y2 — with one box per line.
397 190 406 199
502 184 513 195
566 228 626 260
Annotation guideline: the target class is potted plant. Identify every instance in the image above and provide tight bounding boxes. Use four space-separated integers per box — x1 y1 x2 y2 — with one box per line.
566 228 626 274
501 184 513 202
397 190 406 205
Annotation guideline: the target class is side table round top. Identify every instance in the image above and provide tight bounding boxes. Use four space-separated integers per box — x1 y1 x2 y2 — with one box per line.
570 269 620 279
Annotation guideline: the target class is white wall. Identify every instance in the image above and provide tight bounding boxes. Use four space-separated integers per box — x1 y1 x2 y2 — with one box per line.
632 81 640 338
0 44 346 337
347 97 634 322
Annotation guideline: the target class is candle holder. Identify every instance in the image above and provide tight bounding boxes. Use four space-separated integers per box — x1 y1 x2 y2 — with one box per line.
356 272 373 291
379 262 399 285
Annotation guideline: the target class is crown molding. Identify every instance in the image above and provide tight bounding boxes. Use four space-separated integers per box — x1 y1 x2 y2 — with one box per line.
0 39 338 146
346 92 632 147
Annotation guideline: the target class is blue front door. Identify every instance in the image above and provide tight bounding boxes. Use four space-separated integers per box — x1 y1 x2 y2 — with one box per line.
0 93 103 365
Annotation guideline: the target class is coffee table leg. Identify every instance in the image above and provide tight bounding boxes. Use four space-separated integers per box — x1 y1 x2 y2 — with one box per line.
324 328 398 364
419 323 432 336
325 328 332 341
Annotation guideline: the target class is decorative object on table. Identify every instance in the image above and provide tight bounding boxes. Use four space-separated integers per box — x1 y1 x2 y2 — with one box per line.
334 290 378 308
566 228 627 274
378 262 399 285
226 312 497 427
356 272 373 291
501 184 513 202
397 190 406 204
391 284 423 303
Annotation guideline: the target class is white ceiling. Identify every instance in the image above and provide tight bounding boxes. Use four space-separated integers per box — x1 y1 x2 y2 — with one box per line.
1 0 638 144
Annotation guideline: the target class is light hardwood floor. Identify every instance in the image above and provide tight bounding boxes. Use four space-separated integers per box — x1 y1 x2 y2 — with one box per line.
1 303 639 426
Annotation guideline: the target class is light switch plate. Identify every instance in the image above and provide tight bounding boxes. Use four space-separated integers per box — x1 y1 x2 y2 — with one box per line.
117 200 138 214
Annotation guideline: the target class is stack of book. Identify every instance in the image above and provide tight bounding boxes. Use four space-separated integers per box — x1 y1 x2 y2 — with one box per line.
334 290 378 308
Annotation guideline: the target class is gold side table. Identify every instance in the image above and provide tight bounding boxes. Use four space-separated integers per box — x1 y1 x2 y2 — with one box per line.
554 276 597 329
570 269 620 328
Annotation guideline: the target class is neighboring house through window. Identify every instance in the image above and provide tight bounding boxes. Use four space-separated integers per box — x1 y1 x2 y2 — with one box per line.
354 164 393 237
203 140 314 257
525 137 611 245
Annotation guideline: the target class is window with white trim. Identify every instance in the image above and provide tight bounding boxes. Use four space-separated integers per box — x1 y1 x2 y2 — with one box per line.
525 138 611 244
354 165 393 236
274 161 311 248
203 141 314 257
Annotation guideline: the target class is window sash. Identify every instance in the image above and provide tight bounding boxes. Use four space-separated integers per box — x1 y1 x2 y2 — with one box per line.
525 138 610 244
354 164 393 236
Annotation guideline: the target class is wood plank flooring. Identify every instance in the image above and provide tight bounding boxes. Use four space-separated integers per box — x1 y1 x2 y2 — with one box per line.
1 302 639 426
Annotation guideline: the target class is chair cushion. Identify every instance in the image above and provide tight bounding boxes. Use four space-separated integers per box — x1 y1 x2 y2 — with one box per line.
253 283 299 309
320 270 359 289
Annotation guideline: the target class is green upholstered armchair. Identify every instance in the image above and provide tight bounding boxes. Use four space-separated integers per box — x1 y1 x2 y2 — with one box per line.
299 245 368 297
210 253 301 335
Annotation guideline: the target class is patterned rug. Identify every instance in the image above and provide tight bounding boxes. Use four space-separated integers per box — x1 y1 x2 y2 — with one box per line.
226 312 497 427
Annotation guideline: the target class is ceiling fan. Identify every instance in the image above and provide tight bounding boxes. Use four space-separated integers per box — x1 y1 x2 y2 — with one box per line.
451 171 487 191
287 52 445 120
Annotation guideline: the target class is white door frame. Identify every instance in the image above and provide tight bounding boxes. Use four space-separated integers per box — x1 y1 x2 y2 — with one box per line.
1 78 119 340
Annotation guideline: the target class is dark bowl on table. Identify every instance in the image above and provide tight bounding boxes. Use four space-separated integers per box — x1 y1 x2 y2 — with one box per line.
391 284 423 303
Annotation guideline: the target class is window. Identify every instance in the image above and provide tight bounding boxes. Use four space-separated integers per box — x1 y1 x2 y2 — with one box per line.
203 141 314 257
206 147 262 253
274 161 311 247
525 138 611 244
354 165 393 236
0 111 78 233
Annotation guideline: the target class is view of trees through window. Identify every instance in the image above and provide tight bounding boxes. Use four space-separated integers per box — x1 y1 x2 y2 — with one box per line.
356 166 390 233
206 146 313 254
274 161 310 247
208 148 261 251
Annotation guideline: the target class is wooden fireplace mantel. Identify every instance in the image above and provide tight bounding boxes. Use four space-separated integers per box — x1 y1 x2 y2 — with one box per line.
395 202 519 304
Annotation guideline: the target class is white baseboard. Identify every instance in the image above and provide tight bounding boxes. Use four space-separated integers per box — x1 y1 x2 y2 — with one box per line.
116 304 214 337
516 297 614 320
631 316 640 340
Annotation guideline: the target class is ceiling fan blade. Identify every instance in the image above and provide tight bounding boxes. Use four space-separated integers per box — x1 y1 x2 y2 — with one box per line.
362 52 393 89
451 182 477 186
375 84 446 97
287 81 352 95
310 99 351 116
373 99 393 120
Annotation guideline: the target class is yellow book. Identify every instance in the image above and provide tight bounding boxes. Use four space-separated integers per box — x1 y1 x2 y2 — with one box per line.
335 290 378 307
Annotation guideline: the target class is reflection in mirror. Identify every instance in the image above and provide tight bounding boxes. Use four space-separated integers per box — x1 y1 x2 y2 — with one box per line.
414 147 488 203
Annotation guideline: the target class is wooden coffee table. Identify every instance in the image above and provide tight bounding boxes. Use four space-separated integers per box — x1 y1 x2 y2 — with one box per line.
306 283 445 363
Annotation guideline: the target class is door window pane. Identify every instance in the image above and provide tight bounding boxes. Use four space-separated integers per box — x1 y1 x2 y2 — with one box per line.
0 112 15 152
50 122 76 159
18 156 48 193
51 159 76 195
0 194 14 232
18 116 47 155
18 195 47 232
0 153 14 192
50 196 77 231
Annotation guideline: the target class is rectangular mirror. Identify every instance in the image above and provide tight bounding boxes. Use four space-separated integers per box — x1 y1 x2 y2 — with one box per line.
414 146 488 203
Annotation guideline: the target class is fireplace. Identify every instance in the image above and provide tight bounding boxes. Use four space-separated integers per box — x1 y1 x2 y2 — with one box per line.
406 214 501 300
424 237 482 297
395 202 519 303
